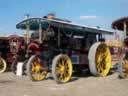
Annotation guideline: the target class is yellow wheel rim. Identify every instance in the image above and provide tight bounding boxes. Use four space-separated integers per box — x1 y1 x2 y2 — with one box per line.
0 58 7 73
95 43 111 77
31 57 47 81
55 55 72 83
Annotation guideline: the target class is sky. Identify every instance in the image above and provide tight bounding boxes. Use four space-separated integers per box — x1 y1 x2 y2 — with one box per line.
0 0 127 36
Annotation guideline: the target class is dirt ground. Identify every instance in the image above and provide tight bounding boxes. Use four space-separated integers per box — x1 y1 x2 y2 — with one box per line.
0 72 128 96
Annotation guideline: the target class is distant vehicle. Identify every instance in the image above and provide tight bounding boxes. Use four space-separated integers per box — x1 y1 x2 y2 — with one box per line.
16 14 123 83
0 35 24 73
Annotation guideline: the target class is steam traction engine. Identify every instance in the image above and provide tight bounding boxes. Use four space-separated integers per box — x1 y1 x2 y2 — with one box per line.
0 35 24 73
16 15 114 83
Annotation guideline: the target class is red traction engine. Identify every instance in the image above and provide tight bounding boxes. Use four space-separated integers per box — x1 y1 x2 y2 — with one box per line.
0 35 24 73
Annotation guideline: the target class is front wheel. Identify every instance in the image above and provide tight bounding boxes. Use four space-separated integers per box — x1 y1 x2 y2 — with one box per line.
52 54 73 84
0 58 7 73
26 55 48 81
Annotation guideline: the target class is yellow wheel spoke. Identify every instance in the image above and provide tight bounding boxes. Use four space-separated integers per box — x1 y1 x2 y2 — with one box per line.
58 73 63 80
62 59 64 66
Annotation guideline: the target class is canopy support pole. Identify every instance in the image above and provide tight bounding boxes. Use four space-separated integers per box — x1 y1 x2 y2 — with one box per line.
39 22 42 43
123 21 127 38
25 23 30 44
58 27 60 47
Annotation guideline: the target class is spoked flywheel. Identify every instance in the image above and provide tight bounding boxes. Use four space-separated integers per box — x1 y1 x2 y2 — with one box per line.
0 58 7 73
52 54 72 83
26 55 48 81
88 42 112 77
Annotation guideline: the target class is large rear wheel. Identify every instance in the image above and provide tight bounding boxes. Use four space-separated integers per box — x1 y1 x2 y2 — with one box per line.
26 55 48 81
52 54 72 83
0 58 7 73
88 42 112 77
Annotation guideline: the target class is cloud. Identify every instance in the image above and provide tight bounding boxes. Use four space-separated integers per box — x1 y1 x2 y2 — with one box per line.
80 16 98 20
